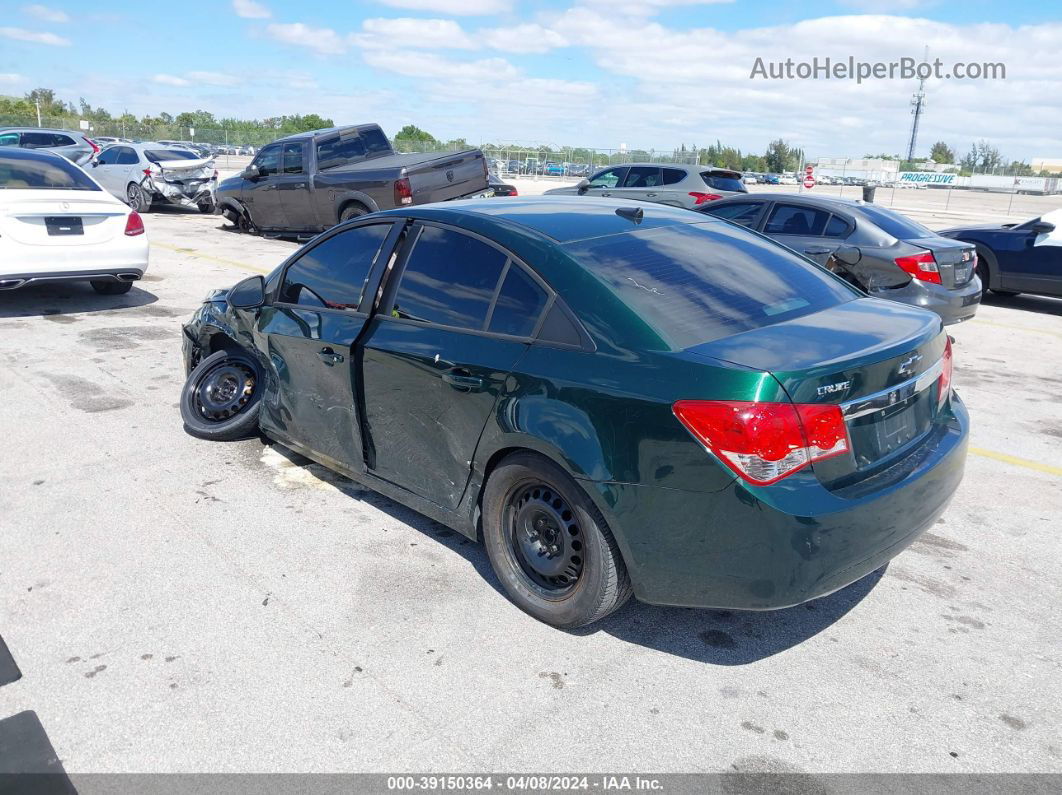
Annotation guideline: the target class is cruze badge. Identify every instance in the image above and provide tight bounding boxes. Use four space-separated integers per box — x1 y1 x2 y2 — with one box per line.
897 353 923 377
817 380 851 397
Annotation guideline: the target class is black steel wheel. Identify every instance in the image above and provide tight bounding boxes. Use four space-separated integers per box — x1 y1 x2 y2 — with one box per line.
506 481 584 596
180 349 262 441
483 452 632 628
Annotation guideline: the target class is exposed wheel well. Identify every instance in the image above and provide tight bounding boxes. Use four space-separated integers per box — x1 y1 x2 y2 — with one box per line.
208 331 245 355
975 244 998 289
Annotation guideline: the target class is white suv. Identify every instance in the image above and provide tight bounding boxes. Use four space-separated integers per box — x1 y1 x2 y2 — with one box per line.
544 163 748 209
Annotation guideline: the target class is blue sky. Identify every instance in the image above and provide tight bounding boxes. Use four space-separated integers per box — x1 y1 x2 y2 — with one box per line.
2 1 1060 160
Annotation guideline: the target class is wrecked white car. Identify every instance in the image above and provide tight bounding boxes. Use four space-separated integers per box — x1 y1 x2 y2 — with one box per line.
88 142 217 214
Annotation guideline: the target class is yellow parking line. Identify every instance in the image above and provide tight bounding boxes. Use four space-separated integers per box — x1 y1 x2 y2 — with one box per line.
969 318 1062 340
969 446 1062 477
151 241 272 274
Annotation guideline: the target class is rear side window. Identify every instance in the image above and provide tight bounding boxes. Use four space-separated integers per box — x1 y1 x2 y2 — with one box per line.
703 201 763 228
117 148 139 165
392 226 506 329
488 265 548 338
824 215 850 238
764 204 830 236
661 168 686 185
278 224 390 310
564 223 855 350
622 166 663 188
317 134 365 170
21 132 64 148
0 154 101 190
701 172 745 192
0 133 20 147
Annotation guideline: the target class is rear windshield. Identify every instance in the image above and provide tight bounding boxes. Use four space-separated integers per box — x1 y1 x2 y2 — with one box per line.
359 127 392 156
145 149 200 163
854 204 934 240
564 222 855 350
0 155 100 190
702 172 746 192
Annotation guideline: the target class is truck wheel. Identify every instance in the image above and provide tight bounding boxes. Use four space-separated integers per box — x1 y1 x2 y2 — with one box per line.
340 203 368 223
127 183 150 213
198 200 216 214
482 452 632 628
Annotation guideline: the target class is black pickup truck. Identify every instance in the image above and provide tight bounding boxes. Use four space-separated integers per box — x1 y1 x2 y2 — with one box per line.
215 124 490 235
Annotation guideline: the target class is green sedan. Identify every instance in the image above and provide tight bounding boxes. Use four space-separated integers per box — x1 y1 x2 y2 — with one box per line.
180 196 969 628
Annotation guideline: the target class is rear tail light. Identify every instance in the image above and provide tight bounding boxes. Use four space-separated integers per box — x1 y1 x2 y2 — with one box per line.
510 188 518 196
673 400 849 486
894 250 941 284
938 337 953 407
394 177 413 206
83 136 100 155
124 211 145 236
688 191 723 205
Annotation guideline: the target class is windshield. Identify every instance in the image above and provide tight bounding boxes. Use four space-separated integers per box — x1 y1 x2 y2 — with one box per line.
145 149 200 163
0 154 101 190
855 203 935 240
565 222 855 350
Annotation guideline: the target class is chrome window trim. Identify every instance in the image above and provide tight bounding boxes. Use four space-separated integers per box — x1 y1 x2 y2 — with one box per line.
841 357 944 420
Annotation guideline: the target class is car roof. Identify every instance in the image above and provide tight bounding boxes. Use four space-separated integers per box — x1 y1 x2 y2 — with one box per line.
0 146 69 162
0 127 83 135
378 195 716 243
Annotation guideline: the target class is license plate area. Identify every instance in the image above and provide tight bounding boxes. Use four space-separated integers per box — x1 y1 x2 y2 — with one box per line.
875 403 919 453
45 216 83 236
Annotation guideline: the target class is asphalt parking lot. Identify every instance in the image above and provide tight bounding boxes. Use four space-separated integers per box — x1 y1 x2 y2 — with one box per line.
1 191 1060 777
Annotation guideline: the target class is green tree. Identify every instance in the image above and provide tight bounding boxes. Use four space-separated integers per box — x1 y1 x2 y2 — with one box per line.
765 139 801 172
929 141 955 164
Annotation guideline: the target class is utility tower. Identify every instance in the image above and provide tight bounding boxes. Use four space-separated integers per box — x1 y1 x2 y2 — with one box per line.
905 50 928 161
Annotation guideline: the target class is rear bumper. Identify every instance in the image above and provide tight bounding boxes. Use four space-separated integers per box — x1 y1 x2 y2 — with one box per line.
872 276 982 325
588 395 969 610
0 267 144 290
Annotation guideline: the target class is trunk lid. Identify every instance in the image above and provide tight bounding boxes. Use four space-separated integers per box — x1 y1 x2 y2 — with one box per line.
0 190 129 246
686 298 948 485
909 237 977 288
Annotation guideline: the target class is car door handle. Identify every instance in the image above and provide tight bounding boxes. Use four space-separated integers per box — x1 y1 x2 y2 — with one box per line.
317 347 344 366
804 246 833 255
646 192 657 197
441 369 485 391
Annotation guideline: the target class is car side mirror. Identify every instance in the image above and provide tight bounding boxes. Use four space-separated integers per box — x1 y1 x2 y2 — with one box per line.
228 275 266 309
576 178 590 195
90 158 99 167
1031 220 1055 235
241 164 260 181
832 245 862 266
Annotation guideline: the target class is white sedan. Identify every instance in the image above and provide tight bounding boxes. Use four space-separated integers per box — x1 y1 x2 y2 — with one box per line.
0 148 149 295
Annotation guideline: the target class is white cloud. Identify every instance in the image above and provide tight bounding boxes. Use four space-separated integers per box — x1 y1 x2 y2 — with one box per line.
481 24 568 54
363 50 521 81
23 4 69 23
377 0 511 15
578 0 735 16
357 17 475 49
153 74 190 87
186 71 241 86
0 26 70 46
266 22 350 55
0 73 26 85
232 0 271 19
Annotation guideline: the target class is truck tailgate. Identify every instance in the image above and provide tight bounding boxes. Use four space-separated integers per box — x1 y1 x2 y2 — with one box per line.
401 151 488 203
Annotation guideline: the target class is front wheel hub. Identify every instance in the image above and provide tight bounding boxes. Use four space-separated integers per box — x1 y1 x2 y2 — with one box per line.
195 360 256 421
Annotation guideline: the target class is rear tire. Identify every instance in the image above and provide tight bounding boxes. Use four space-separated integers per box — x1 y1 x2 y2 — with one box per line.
180 349 263 441
482 452 632 628
91 280 133 295
127 183 150 213
198 200 215 214
339 203 368 223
